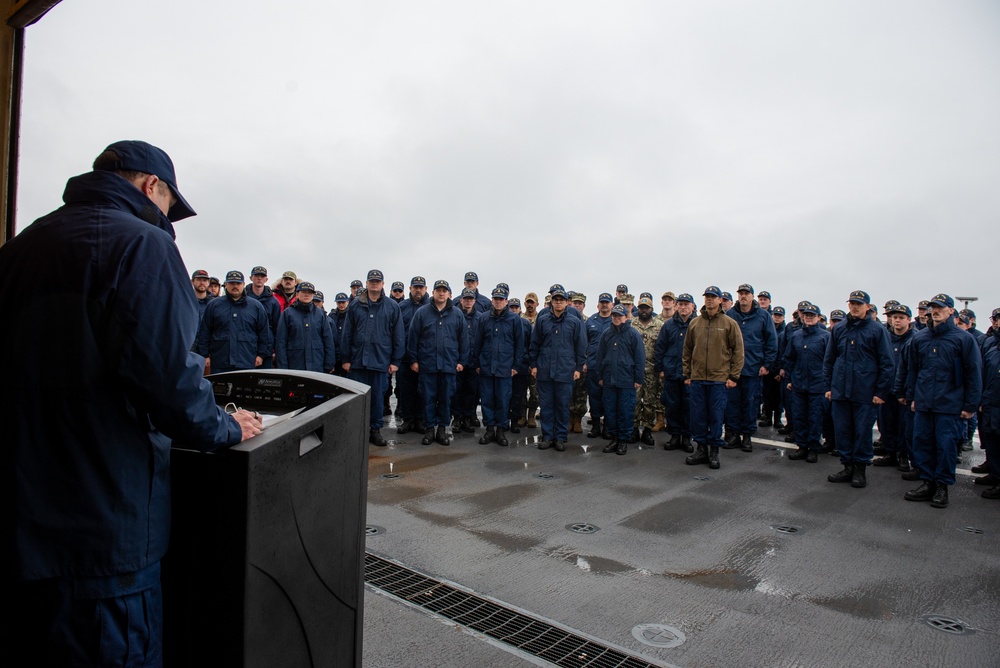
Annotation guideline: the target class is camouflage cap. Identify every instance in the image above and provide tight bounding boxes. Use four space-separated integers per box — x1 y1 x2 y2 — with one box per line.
661 291 676 300
525 292 539 304
619 293 635 305
572 292 586 303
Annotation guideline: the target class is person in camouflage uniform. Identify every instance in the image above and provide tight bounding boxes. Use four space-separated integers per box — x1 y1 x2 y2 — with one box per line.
632 293 664 445
519 292 540 428
569 292 589 432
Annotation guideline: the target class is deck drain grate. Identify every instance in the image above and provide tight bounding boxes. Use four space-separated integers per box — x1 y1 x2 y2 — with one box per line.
366 525 385 536
957 526 985 535
771 524 803 535
631 624 686 649
380 473 404 479
692 476 711 481
566 523 601 534
365 552 668 667
534 472 559 480
920 614 975 636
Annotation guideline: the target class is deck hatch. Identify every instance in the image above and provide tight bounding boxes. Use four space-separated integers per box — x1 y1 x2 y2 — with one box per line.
365 552 669 667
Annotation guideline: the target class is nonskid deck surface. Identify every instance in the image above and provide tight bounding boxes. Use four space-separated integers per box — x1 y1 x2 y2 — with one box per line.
362 412 998 668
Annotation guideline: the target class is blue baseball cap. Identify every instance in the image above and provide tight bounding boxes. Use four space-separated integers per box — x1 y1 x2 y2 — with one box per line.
314 291 324 301
550 289 568 300
721 292 733 302
367 269 384 282
848 290 870 304
434 279 451 291
598 292 614 303
464 271 479 281
886 304 912 317
350 279 363 288
508 297 521 307
461 287 476 298
411 276 427 287
96 140 196 222
928 293 954 308
335 292 349 302
758 291 772 300
676 293 695 304
224 270 244 283
611 304 628 316
296 281 316 293
391 281 404 291
703 286 723 298
830 309 846 321
548 283 565 294
799 303 820 315
737 283 754 294
772 306 786 316
492 287 509 299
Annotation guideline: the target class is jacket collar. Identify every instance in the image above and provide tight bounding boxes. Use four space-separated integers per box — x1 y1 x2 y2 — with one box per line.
63 171 176 239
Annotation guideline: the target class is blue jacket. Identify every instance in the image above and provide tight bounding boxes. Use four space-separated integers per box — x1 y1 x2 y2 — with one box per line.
196 294 213 327
515 318 533 374
824 315 895 402
529 309 587 382
903 318 982 414
653 312 693 380
246 285 282 340
595 320 645 388
196 292 273 370
585 312 612 368
726 301 778 375
328 309 349 365
341 290 405 371
784 324 831 394
407 300 469 373
980 330 1000 433
0 170 241 581
275 301 337 372
473 307 526 377
399 294 431 362
886 328 915 398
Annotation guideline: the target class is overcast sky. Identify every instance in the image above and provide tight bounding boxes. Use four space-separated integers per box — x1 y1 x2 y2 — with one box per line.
15 0 1000 320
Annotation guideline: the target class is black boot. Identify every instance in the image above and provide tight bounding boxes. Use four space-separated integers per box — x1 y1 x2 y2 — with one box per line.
788 447 808 461
851 464 867 488
413 419 426 433
616 439 628 455
872 453 899 467
496 429 509 447
758 413 773 427
537 439 552 450
896 454 911 472
471 417 481 428
435 425 450 446
664 434 681 451
723 431 741 449
462 418 476 434
806 450 818 463
828 464 854 483
509 423 520 434
602 438 619 454
904 481 936 502
970 462 990 474
629 427 639 444
686 443 708 465
901 469 921 481
708 446 720 469
369 428 387 447
554 440 567 452
681 435 694 453
587 418 602 438
740 434 753 453
479 427 496 445
601 423 610 439
421 428 435 445
397 419 411 435
777 424 794 435
640 427 654 446
784 434 797 443
930 484 949 508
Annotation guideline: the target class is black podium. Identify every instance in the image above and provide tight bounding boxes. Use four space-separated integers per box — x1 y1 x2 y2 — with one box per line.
165 370 370 667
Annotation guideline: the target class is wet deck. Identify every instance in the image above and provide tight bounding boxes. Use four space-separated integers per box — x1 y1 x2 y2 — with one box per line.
361 415 998 667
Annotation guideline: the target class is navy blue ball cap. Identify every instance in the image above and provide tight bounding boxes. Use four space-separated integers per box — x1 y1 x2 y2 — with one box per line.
772 306 785 316
464 271 479 281
314 291 324 301
799 303 820 315
847 290 871 304
496 282 510 291
296 281 315 293
598 292 613 303
757 290 771 300
611 304 628 316
959 308 975 318
928 293 954 308
508 297 521 307
461 287 477 298
884 299 900 310
917 300 930 309
367 269 384 282
548 283 565 294
737 283 754 294
887 304 912 317
411 276 427 287
830 309 846 320
225 270 245 283
721 292 733 301
991 307 1000 320
335 292 349 302
492 287 509 299
676 293 694 304
550 289 568 300
350 279 363 288
95 140 196 222
434 279 451 291
391 281 404 291
250 265 267 276
703 286 723 298
797 300 813 311
616 284 628 293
